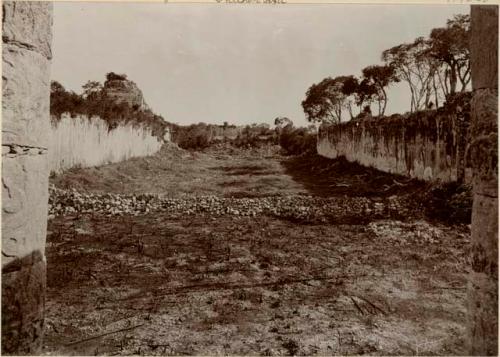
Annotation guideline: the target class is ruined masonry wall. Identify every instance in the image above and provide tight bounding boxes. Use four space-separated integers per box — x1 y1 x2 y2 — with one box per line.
49 114 164 173
317 101 471 183
1 2 52 354
467 5 498 355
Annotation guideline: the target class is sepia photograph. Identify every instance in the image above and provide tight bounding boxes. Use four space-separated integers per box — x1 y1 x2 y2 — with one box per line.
1 1 498 355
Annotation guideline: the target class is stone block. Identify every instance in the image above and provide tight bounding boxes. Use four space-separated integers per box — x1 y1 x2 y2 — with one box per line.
1 252 46 355
2 45 51 148
471 6 499 90
2 154 49 267
2 1 53 59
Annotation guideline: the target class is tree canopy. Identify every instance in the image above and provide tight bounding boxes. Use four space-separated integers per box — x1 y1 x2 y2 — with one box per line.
301 13 471 124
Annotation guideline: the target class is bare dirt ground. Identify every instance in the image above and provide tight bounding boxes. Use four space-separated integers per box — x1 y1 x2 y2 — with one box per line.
44 144 470 356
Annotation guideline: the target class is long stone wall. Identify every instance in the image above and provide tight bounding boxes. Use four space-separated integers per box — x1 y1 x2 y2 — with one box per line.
49 114 165 173
2 2 52 354
317 97 471 183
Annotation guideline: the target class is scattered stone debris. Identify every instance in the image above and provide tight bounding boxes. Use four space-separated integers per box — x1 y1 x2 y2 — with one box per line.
48 186 415 223
368 220 445 245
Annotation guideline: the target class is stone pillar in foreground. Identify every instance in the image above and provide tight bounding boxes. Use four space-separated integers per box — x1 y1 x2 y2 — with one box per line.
468 5 498 356
2 2 53 354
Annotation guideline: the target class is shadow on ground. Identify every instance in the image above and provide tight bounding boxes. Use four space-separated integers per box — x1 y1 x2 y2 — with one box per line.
280 154 426 198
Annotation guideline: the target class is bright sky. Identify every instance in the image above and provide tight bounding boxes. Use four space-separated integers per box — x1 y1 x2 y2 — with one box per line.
52 3 469 127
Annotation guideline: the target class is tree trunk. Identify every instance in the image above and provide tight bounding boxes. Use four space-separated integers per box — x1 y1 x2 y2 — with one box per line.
406 79 416 112
442 69 450 97
432 75 439 108
468 5 498 356
449 62 458 94
381 89 388 116
1 2 53 355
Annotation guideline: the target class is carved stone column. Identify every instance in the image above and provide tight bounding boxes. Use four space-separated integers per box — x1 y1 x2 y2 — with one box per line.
468 5 498 356
1 2 53 354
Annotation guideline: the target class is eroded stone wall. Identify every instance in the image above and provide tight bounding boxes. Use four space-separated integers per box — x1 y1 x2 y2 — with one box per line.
317 97 471 183
2 1 52 354
49 114 165 173
467 5 498 355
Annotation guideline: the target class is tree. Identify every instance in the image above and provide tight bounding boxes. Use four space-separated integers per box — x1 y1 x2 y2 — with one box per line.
105 72 128 82
334 75 359 120
274 116 293 129
383 38 441 111
82 80 103 100
302 76 361 124
50 81 84 117
51 80 66 93
354 78 378 112
361 65 399 116
426 14 471 95
301 78 337 124
306 124 318 134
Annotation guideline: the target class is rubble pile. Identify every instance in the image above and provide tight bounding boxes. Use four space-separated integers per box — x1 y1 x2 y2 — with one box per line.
49 186 415 222
368 220 445 245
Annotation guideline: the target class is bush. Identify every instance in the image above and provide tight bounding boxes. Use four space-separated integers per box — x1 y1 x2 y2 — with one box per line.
171 123 277 151
170 123 213 150
420 181 472 224
279 126 316 155
105 72 127 82
233 125 276 148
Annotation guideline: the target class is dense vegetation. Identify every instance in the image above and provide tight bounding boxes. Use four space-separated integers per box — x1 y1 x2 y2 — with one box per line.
170 122 277 150
50 73 168 139
273 117 317 156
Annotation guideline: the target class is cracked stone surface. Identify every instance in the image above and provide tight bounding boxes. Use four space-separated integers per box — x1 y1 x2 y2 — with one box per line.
2 1 52 355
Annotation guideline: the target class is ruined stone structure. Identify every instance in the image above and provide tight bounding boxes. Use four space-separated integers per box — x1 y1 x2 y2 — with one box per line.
317 97 471 183
468 5 498 355
2 2 53 354
49 114 165 173
103 77 150 111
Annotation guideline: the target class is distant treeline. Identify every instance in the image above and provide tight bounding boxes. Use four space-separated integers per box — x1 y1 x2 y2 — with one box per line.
50 73 168 140
170 119 317 157
170 122 277 150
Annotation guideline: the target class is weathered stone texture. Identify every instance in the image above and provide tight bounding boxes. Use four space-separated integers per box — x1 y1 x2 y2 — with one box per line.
103 78 150 111
469 89 498 195
2 45 51 147
470 6 499 90
2 1 52 148
2 1 53 59
317 98 471 183
2 252 46 355
468 5 498 356
468 189 498 355
49 114 163 173
2 154 49 266
2 1 52 354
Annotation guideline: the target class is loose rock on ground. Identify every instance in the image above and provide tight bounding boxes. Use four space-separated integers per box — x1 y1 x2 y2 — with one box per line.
49 185 416 223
